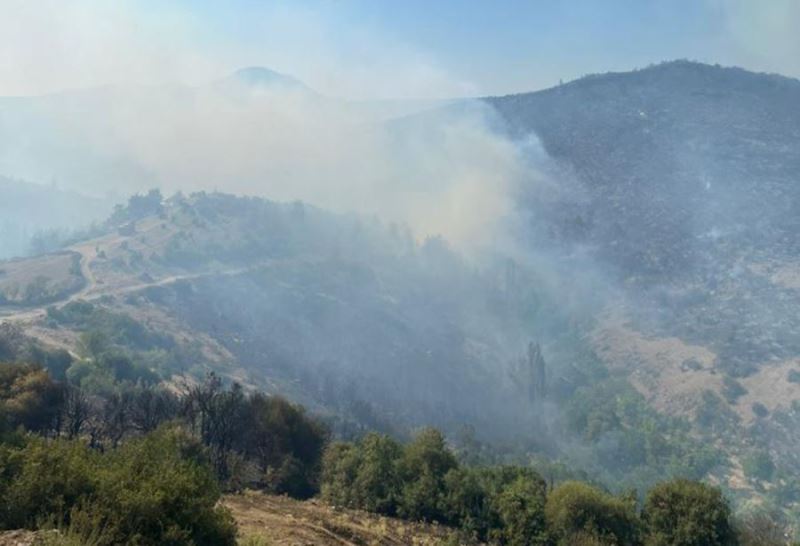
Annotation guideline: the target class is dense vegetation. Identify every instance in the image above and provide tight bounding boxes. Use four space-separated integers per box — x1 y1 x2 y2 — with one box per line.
0 357 327 545
0 352 796 544
320 429 795 545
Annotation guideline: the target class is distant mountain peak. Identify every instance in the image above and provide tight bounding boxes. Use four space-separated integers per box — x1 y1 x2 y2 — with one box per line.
227 66 312 93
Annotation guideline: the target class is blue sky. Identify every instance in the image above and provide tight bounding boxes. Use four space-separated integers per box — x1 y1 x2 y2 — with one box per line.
2 0 798 98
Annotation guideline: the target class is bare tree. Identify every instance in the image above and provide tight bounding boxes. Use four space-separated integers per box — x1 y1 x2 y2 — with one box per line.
62 385 91 439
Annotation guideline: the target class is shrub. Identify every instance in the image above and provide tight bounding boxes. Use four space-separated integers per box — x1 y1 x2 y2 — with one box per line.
751 403 769 418
443 467 495 536
545 481 640 546
493 475 548 545
742 449 775 481
0 429 237 546
0 437 98 529
642 478 736 546
320 441 362 508
0 363 63 433
397 428 458 522
241 394 328 498
722 377 746 404
95 427 237 546
320 433 403 514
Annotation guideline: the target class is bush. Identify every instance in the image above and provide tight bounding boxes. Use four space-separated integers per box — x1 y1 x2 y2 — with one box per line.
545 481 640 546
742 449 775 481
95 427 236 546
0 437 97 529
642 478 736 546
0 429 237 546
241 394 328 498
320 433 402 514
442 467 495 537
751 403 769 418
736 510 787 546
722 377 746 404
0 363 63 433
397 428 458 522
493 475 548 545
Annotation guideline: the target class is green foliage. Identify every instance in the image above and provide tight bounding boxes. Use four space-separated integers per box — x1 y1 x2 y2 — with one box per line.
742 449 775 482
0 437 97 528
95 427 237 546
565 380 720 489
696 390 740 435
722 377 747 404
0 428 236 546
751 403 769 419
49 302 174 353
321 433 403 514
736 509 787 546
242 394 328 498
545 481 641 546
642 478 736 546
110 189 164 224
493 475 548 545
397 428 458 521
321 431 551 544
0 363 63 433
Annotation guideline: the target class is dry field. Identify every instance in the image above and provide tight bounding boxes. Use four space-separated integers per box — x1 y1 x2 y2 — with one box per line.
0 252 83 306
226 491 460 546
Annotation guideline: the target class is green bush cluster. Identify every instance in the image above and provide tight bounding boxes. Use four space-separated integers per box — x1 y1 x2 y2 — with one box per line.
322 430 740 546
0 427 236 545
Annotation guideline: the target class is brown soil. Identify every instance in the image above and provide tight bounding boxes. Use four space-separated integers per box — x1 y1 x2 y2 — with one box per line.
224 491 459 545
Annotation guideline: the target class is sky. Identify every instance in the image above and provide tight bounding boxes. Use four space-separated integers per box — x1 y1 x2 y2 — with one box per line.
1 0 799 99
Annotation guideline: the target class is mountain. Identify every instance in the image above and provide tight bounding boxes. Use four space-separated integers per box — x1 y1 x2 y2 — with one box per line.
226 66 312 92
488 60 800 281
485 61 800 503
2 61 800 512
0 66 447 198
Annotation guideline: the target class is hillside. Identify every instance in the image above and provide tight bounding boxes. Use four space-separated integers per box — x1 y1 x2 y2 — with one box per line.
0 177 113 259
0 191 549 438
3 62 800 514
485 61 800 499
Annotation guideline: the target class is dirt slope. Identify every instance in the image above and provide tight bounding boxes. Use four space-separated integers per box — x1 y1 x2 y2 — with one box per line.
225 491 458 545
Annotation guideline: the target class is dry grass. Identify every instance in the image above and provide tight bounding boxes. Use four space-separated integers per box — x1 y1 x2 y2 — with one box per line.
592 308 721 416
0 252 83 306
0 530 38 546
225 491 462 546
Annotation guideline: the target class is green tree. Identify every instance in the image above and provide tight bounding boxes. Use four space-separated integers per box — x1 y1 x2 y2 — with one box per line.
493 475 548 545
398 428 458 522
545 481 641 546
354 433 403 514
0 363 63 433
96 427 236 546
320 441 361 508
642 479 736 546
320 433 403 514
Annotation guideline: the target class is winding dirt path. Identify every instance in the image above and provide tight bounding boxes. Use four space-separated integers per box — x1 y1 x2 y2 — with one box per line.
0 238 248 326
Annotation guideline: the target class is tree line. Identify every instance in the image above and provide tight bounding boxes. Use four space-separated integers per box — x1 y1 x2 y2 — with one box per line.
0 360 794 545
320 428 784 545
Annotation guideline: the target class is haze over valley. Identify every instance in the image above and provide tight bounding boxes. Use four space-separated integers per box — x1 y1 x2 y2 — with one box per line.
1 3 799 545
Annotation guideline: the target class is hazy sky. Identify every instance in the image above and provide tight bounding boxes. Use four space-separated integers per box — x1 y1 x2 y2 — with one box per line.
1 0 798 99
